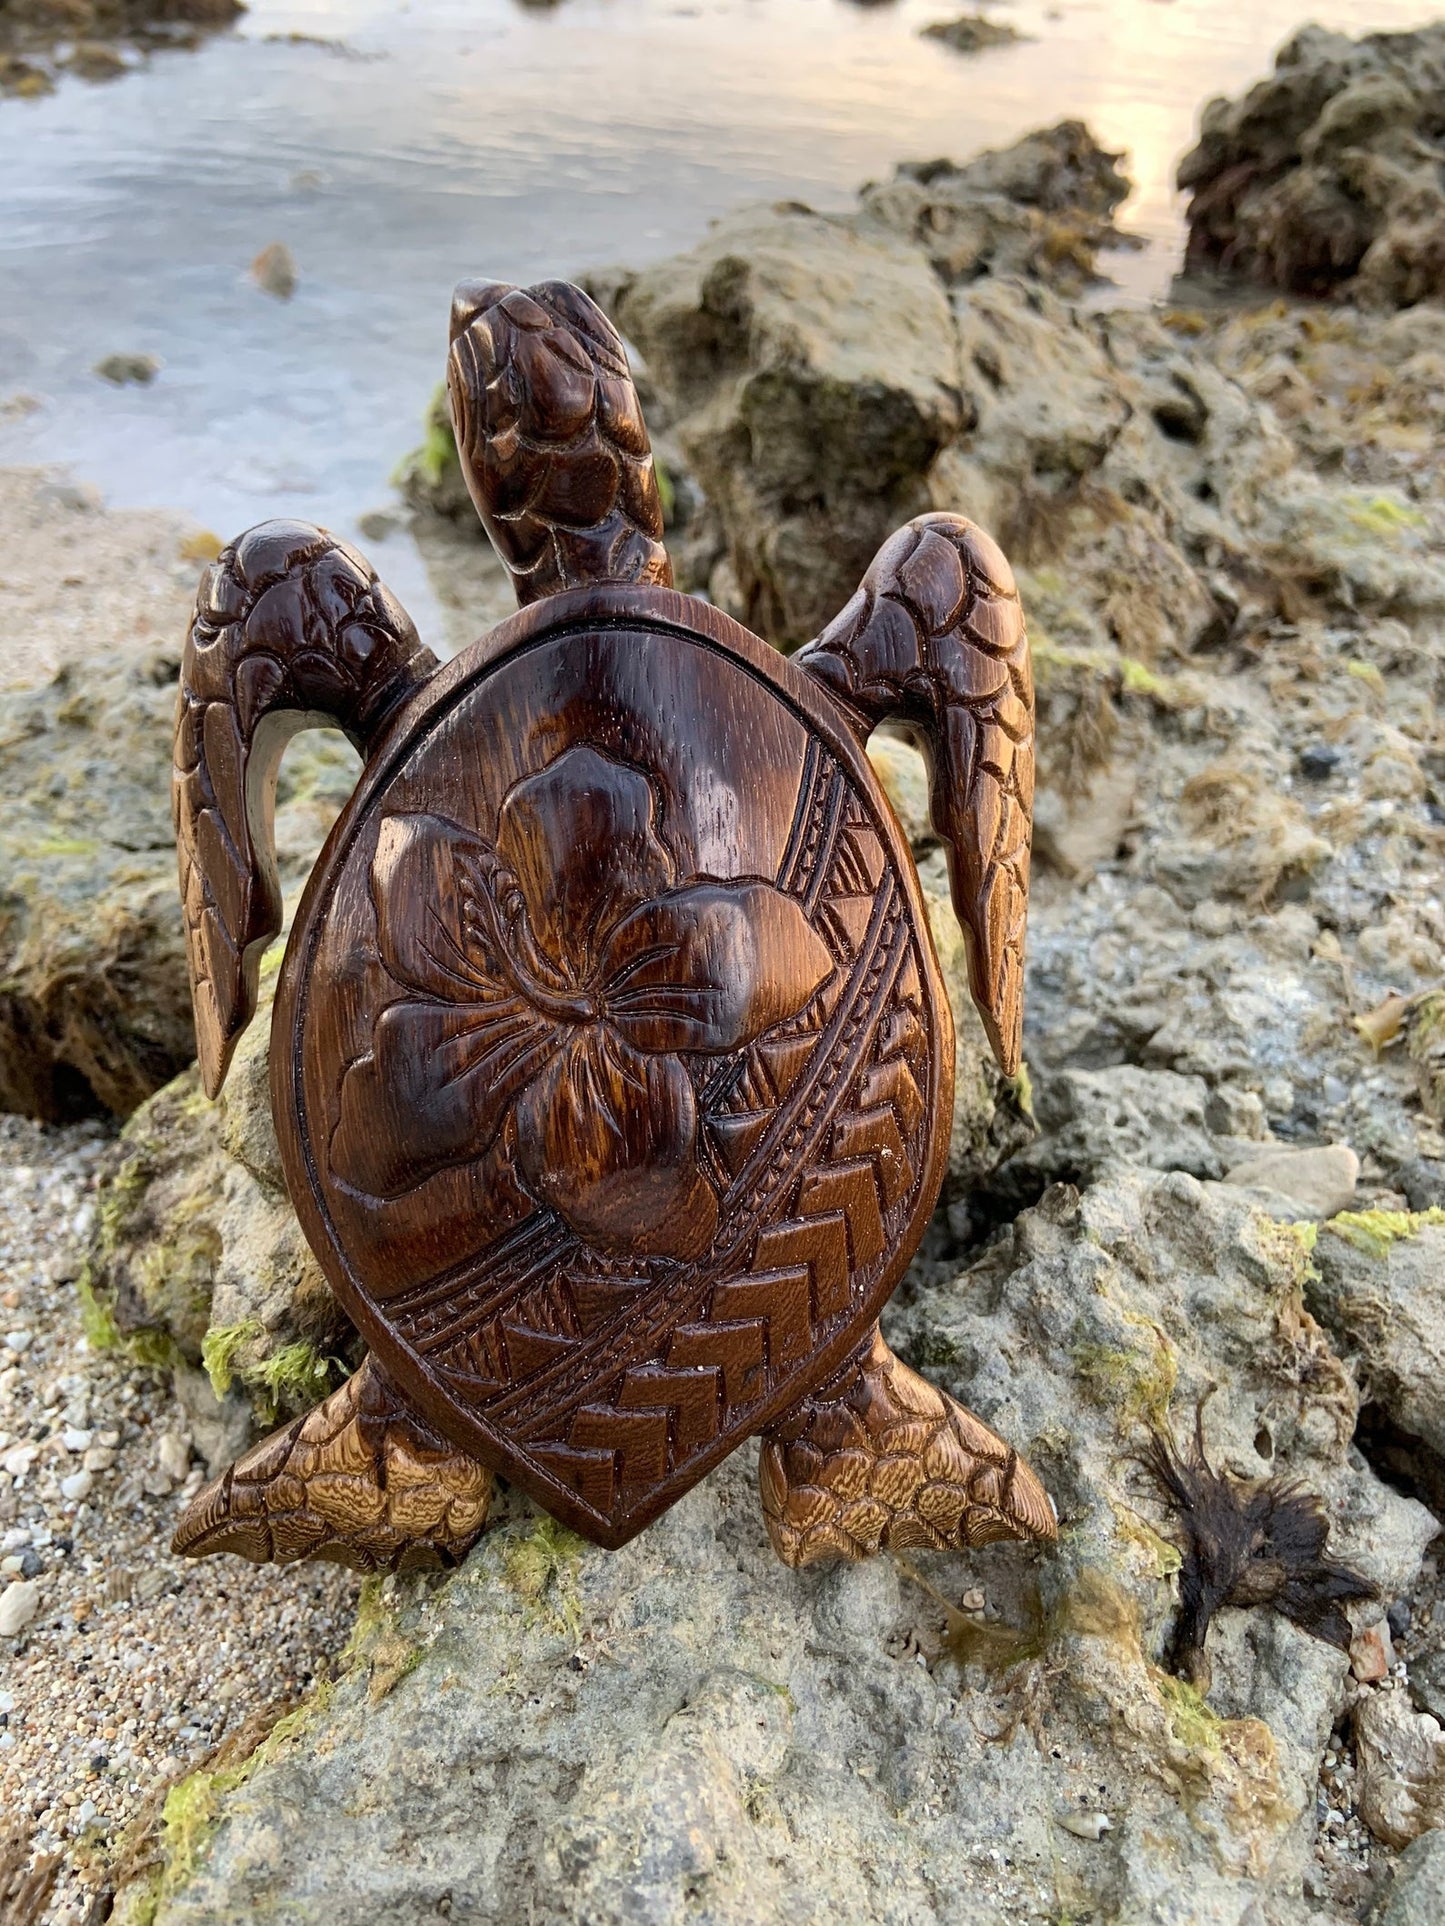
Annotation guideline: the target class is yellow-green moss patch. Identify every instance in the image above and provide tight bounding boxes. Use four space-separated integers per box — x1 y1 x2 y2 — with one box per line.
1326 1206 1445 1260
200 1317 266 1399
502 1514 585 1638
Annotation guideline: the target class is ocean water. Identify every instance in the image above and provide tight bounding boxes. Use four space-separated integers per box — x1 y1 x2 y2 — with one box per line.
0 0 1432 624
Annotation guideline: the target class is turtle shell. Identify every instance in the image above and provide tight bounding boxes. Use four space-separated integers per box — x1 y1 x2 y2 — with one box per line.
272 584 953 1547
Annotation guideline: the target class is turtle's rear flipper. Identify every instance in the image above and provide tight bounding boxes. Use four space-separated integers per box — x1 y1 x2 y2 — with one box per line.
795 513 1033 1077
759 1324 1055 1567
175 523 439 1098
171 1355 491 1574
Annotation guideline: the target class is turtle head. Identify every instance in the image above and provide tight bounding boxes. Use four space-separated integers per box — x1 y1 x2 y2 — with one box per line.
445 277 673 607
448 278 515 343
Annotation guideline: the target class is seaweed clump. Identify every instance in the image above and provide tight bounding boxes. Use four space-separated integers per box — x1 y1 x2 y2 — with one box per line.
1140 1404 1375 1691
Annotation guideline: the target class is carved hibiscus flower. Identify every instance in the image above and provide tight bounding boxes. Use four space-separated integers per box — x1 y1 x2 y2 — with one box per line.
331 745 833 1260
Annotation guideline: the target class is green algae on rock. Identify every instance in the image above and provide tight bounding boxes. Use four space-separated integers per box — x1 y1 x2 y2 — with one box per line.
108 1170 1433 1924
0 626 359 1123
81 965 356 1428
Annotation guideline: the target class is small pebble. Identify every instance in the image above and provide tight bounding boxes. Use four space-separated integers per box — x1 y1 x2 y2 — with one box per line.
251 240 298 299
156 1430 192 1483
59 1469 93 1502
1297 743 1341 780
1351 1620 1395 1684
1056 1811 1112 1841
0 1579 39 1637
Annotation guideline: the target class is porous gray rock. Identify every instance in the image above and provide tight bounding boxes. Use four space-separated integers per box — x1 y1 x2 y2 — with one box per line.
861 120 1130 290
117 1169 1435 1925
1179 24 1445 306
597 201 966 644
0 673 354 1124
1356 1690 1445 1849
997 1063 1229 1191
81 963 355 1425
1374 1827 1445 1925
0 652 197 1121
1309 1216 1445 1463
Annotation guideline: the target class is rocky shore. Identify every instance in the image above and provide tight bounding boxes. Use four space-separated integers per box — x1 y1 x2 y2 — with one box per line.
3 20 1445 1925
0 0 242 99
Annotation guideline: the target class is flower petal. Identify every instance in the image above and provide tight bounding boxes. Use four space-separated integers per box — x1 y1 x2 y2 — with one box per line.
370 812 508 1004
513 1030 718 1259
331 998 556 1197
598 882 834 1054
497 746 674 976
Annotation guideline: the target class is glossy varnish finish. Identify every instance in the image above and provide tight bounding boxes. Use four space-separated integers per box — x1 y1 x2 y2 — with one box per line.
170 278 1054 1574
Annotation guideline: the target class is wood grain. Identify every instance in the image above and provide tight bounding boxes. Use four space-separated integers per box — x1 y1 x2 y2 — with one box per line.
170 275 1052 1572
448 279 673 605
174 523 437 1096
795 514 1034 1077
271 586 954 1548
760 1322 1056 1564
171 1354 491 1573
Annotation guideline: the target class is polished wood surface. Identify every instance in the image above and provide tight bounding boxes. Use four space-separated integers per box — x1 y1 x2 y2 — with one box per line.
171 1353 491 1573
174 524 438 1097
447 277 673 605
172 279 1052 1570
760 1321 1055 1566
796 514 1033 1077
273 584 952 1545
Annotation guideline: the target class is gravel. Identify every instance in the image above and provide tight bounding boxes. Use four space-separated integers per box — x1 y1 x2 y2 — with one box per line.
0 1111 357 1924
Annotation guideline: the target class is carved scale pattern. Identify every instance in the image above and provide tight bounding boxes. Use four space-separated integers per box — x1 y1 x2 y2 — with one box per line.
447 278 673 605
172 1355 491 1573
174 523 437 1096
759 1325 1056 1565
796 512 1034 1076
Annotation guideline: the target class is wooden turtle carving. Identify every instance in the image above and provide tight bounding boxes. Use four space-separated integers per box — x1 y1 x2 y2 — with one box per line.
170 278 1053 1574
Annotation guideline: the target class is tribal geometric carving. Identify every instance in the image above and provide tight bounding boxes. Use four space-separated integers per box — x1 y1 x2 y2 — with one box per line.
169 276 1055 1575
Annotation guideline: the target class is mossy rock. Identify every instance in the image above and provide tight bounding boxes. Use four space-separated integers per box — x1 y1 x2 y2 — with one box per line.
0 648 359 1123
82 966 355 1421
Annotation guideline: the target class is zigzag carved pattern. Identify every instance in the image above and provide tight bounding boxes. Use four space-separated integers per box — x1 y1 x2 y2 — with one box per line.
506 872 909 1450
534 949 932 1519
365 722 937 1532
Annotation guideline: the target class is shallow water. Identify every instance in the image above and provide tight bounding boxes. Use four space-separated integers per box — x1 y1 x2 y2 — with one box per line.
0 0 1433 633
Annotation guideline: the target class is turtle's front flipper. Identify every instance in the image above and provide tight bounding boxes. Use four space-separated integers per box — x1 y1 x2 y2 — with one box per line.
447 278 673 605
175 522 439 1097
795 514 1033 1076
759 1325 1055 1567
172 1356 491 1574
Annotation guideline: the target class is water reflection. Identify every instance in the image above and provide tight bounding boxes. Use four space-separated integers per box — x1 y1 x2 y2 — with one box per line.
0 0 1432 631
